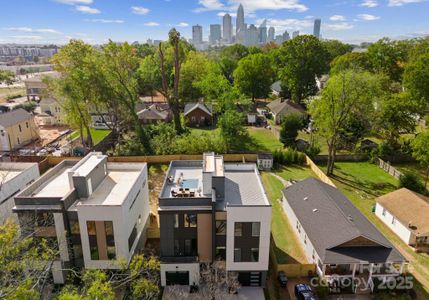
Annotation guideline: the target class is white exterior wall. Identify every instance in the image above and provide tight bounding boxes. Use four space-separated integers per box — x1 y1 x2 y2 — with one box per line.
77 165 150 269
40 99 65 125
375 202 413 245
54 213 70 262
226 205 271 272
160 263 200 286
0 163 39 223
282 195 321 267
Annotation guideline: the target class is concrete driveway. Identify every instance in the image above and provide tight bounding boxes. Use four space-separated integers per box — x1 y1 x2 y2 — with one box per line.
162 286 265 300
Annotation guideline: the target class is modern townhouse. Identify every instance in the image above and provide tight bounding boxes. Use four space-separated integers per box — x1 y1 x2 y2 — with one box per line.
282 178 407 293
158 152 272 287
0 162 39 223
13 152 150 284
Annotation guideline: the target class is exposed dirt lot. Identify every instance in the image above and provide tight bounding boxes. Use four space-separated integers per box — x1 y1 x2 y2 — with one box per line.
148 164 168 226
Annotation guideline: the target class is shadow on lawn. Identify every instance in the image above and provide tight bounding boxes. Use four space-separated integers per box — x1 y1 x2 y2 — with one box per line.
271 235 302 265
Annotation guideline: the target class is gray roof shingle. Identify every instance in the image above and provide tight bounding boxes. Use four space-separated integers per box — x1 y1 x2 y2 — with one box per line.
282 177 405 264
0 109 32 128
184 102 213 116
266 99 306 116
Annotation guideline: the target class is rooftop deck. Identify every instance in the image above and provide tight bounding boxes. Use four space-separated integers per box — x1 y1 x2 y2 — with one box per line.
32 165 73 198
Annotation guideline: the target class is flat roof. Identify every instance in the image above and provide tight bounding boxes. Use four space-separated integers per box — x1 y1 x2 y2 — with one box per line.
72 153 104 177
161 163 204 199
77 169 141 206
377 188 429 236
0 170 21 183
32 166 73 198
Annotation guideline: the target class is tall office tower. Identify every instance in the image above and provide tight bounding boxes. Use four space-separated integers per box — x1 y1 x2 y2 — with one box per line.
245 24 259 46
223 13 233 44
236 3 245 44
209 24 222 45
292 30 299 38
267 27 275 43
283 30 290 41
313 19 321 39
258 20 267 44
192 25 203 45
275 35 284 45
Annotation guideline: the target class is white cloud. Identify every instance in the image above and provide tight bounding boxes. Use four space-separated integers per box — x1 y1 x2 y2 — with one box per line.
217 12 237 17
4 27 60 33
176 22 189 27
388 0 425 6
54 0 93 4
131 6 150 15
360 0 378 7
329 15 346 21
261 18 313 32
195 0 308 13
9 35 43 41
86 19 124 23
144 22 160 26
358 13 380 21
325 22 354 30
75 5 100 14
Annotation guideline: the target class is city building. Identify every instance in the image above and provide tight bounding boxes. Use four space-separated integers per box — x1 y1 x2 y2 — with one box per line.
0 162 39 223
375 188 429 249
292 31 300 38
158 152 272 287
192 25 203 46
245 24 259 46
236 3 245 44
258 20 267 44
223 14 233 44
267 27 275 43
275 35 284 45
313 19 321 39
0 109 39 152
283 30 290 41
13 152 150 284
209 24 222 46
282 178 407 292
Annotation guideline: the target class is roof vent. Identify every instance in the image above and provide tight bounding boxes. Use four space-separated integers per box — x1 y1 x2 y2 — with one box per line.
303 197 308 201
312 208 318 212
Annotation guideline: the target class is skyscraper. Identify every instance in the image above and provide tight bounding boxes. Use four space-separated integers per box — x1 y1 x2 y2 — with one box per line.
258 20 267 44
313 19 321 39
192 25 203 45
292 31 299 38
245 24 259 46
236 3 245 44
283 30 290 41
223 13 233 44
268 27 275 43
209 24 222 45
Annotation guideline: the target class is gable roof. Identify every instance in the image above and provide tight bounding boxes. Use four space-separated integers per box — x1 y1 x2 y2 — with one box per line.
184 102 213 117
283 177 405 264
271 81 282 93
0 109 32 128
266 99 306 116
377 188 429 236
137 104 170 121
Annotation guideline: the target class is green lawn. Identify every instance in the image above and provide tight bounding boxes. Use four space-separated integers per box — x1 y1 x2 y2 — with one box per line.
247 127 283 152
318 161 429 296
274 164 318 182
68 128 111 145
393 162 428 188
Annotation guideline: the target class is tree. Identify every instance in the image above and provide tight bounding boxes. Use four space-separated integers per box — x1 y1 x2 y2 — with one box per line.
218 44 249 83
310 70 385 175
411 130 429 188
278 35 329 103
0 70 13 85
279 113 304 148
321 39 353 65
159 28 184 134
399 172 426 194
330 52 371 75
233 53 274 101
403 52 429 106
218 109 249 152
138 55 162 101
0 219 57 299
50 40 96 148
179 51 210 101
194 62 232 103
375 93 419 147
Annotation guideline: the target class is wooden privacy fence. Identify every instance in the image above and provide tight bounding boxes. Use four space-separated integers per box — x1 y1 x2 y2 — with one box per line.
305 155 336 187
269 243 316 278
377 158 403 179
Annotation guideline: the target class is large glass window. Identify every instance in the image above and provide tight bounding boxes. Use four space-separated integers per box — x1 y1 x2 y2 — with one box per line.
184 239 192 256
128 224 137 252
69 220 80 235
87 221 99 260
174 240 180 256
252 222 260 237
216 220 226 235
234 223 242 236
234 248 241 262
174 214 179 228
184 213 197 228
105 221 115 260
251 248 259 262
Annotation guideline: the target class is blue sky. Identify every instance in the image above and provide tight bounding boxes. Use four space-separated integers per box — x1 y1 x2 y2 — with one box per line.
0 0 428 45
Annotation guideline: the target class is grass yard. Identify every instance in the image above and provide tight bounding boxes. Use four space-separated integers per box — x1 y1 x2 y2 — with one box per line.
68 128 111 145
318 161 429 296
393 162 428 188
0 87 25 102
247 127 283 152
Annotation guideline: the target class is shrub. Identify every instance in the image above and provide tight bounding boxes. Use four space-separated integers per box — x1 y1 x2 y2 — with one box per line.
399 172 426 194
314 285 329 299
305 143 321 158
273 148 306 166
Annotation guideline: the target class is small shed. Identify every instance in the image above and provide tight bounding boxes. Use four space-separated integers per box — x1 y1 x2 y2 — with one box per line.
257 153 273 170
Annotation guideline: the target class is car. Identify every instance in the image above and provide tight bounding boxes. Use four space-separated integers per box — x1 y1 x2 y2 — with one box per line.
277 271 288 287
294 283 316 300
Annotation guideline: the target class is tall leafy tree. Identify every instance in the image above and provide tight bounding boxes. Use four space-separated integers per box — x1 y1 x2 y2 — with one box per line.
233 53 274 101
138 54 162 102
411 130 429 188
403 52 429 107
218 44 249 83
218 109 249 152
279 113 304 148
321 39 353 65
310 70 386 175
179 51 210 101
278 35 329 103
0 70 13 85
330 52 371 75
